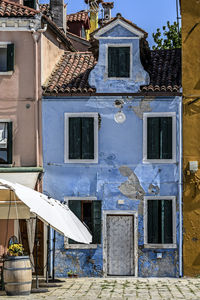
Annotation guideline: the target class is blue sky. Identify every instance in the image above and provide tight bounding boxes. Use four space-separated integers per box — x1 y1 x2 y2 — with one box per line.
44 0 181 47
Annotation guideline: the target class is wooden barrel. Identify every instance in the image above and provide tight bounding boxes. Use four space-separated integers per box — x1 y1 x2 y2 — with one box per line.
3 256 32 296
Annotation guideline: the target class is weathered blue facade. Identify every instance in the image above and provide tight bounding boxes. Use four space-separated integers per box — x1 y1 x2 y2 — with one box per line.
42 15 182 277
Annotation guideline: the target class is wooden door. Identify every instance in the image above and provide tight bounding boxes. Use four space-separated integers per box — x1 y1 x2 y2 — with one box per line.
107 215 134 276
19 219 44 275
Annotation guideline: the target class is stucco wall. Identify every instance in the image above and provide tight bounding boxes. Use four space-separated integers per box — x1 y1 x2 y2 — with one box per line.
42 95 181 277
0 32 35 100
0 31 37 166
41 30 65 86
182 0 200 276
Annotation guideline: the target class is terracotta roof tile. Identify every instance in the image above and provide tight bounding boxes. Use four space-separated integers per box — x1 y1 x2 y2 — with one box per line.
141 48 181 93
0 0 39 17
44 52 96 94
44 48 181 95
67 11 89 23
102 2 114 8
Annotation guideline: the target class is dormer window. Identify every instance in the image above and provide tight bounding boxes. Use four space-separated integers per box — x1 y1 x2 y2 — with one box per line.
108 45 131 78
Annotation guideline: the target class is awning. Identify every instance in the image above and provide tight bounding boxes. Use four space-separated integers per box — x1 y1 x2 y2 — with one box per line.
0 179 92 244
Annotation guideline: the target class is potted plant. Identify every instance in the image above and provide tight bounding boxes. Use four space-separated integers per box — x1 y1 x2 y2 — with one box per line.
7 243 24 256
3 243 32 296
67 270 73 278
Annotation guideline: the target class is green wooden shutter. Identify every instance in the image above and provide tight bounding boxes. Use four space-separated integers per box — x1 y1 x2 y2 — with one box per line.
7 44 14 72
148 200 160 243
69 117 82 159
92 200 101 244
163 200 173 243
147 117 160 159
108 47 119 77
119 47 130 77
81 117 94 159
160 117 172 159
68 200 82 244
7 122 12 164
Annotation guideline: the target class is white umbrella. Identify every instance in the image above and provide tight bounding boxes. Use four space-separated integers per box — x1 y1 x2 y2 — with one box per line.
0 179 92 244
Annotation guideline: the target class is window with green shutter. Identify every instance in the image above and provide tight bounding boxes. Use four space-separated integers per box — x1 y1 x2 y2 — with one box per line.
0 44 14 73
144 196 176 247
108 46 130 78
143 113 176 163
68 199 102 245
147 117 172 159
65 113 98 163
0 122 12 164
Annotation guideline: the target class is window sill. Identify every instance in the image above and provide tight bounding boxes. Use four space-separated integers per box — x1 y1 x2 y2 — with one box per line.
106 76 132 80
64 243 100 249
0 71 13 76
144 244 177 249
143 159 176 164
64 159 98 164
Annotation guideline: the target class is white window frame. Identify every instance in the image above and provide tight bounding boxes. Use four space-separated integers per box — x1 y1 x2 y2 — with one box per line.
64 112 98 164
144 196 176 249
64 196 101 249
143 112 176 164
0 42 13 75
105 43 132 80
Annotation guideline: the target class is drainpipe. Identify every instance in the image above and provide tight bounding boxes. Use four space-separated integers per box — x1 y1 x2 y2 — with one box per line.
179 96 183 277
31 24 47 167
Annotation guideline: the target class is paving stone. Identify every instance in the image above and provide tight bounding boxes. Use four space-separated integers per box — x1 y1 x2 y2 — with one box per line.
1 277 200 299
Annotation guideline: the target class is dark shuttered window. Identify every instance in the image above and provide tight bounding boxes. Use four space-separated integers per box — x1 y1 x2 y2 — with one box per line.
68 200 102 244
147 199 173 244
0 44 14 72
23 0 35 8
108 47 130 78
69 117 94 160
147 117 172 160
7 44 15 72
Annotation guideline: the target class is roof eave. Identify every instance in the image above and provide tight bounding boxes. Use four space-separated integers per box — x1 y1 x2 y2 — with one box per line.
43 91 182 97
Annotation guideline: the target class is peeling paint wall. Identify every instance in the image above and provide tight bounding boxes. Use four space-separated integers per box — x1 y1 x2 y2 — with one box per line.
88 24 149 93
182 0 200 277
42 95 181 277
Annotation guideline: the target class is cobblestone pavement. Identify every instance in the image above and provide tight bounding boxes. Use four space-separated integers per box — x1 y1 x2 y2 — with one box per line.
1 277 200 299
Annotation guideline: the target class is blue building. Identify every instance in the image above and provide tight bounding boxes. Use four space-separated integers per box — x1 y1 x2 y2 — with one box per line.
42 14 182 277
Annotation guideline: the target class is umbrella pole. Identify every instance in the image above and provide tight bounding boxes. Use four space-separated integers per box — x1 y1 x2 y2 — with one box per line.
52 230 55 281
46 225 50 283
35 216 39 289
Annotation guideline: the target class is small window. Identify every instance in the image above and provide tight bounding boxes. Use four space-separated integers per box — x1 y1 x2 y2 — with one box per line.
143 112 176 163
64 113 98 163
108 46 130 78
0 122 12 164
67 198 102 246
144 196 176 248
0 44 14 73
23 0 35 9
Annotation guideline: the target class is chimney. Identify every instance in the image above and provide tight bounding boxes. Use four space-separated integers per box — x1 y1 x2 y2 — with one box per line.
102 2 114 22
50 0 67 33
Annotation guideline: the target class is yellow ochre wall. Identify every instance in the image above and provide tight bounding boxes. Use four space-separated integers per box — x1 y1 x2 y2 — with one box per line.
182 0 200 276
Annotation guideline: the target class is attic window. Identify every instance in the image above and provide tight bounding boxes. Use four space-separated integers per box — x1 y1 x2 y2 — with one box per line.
108 46 130 78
